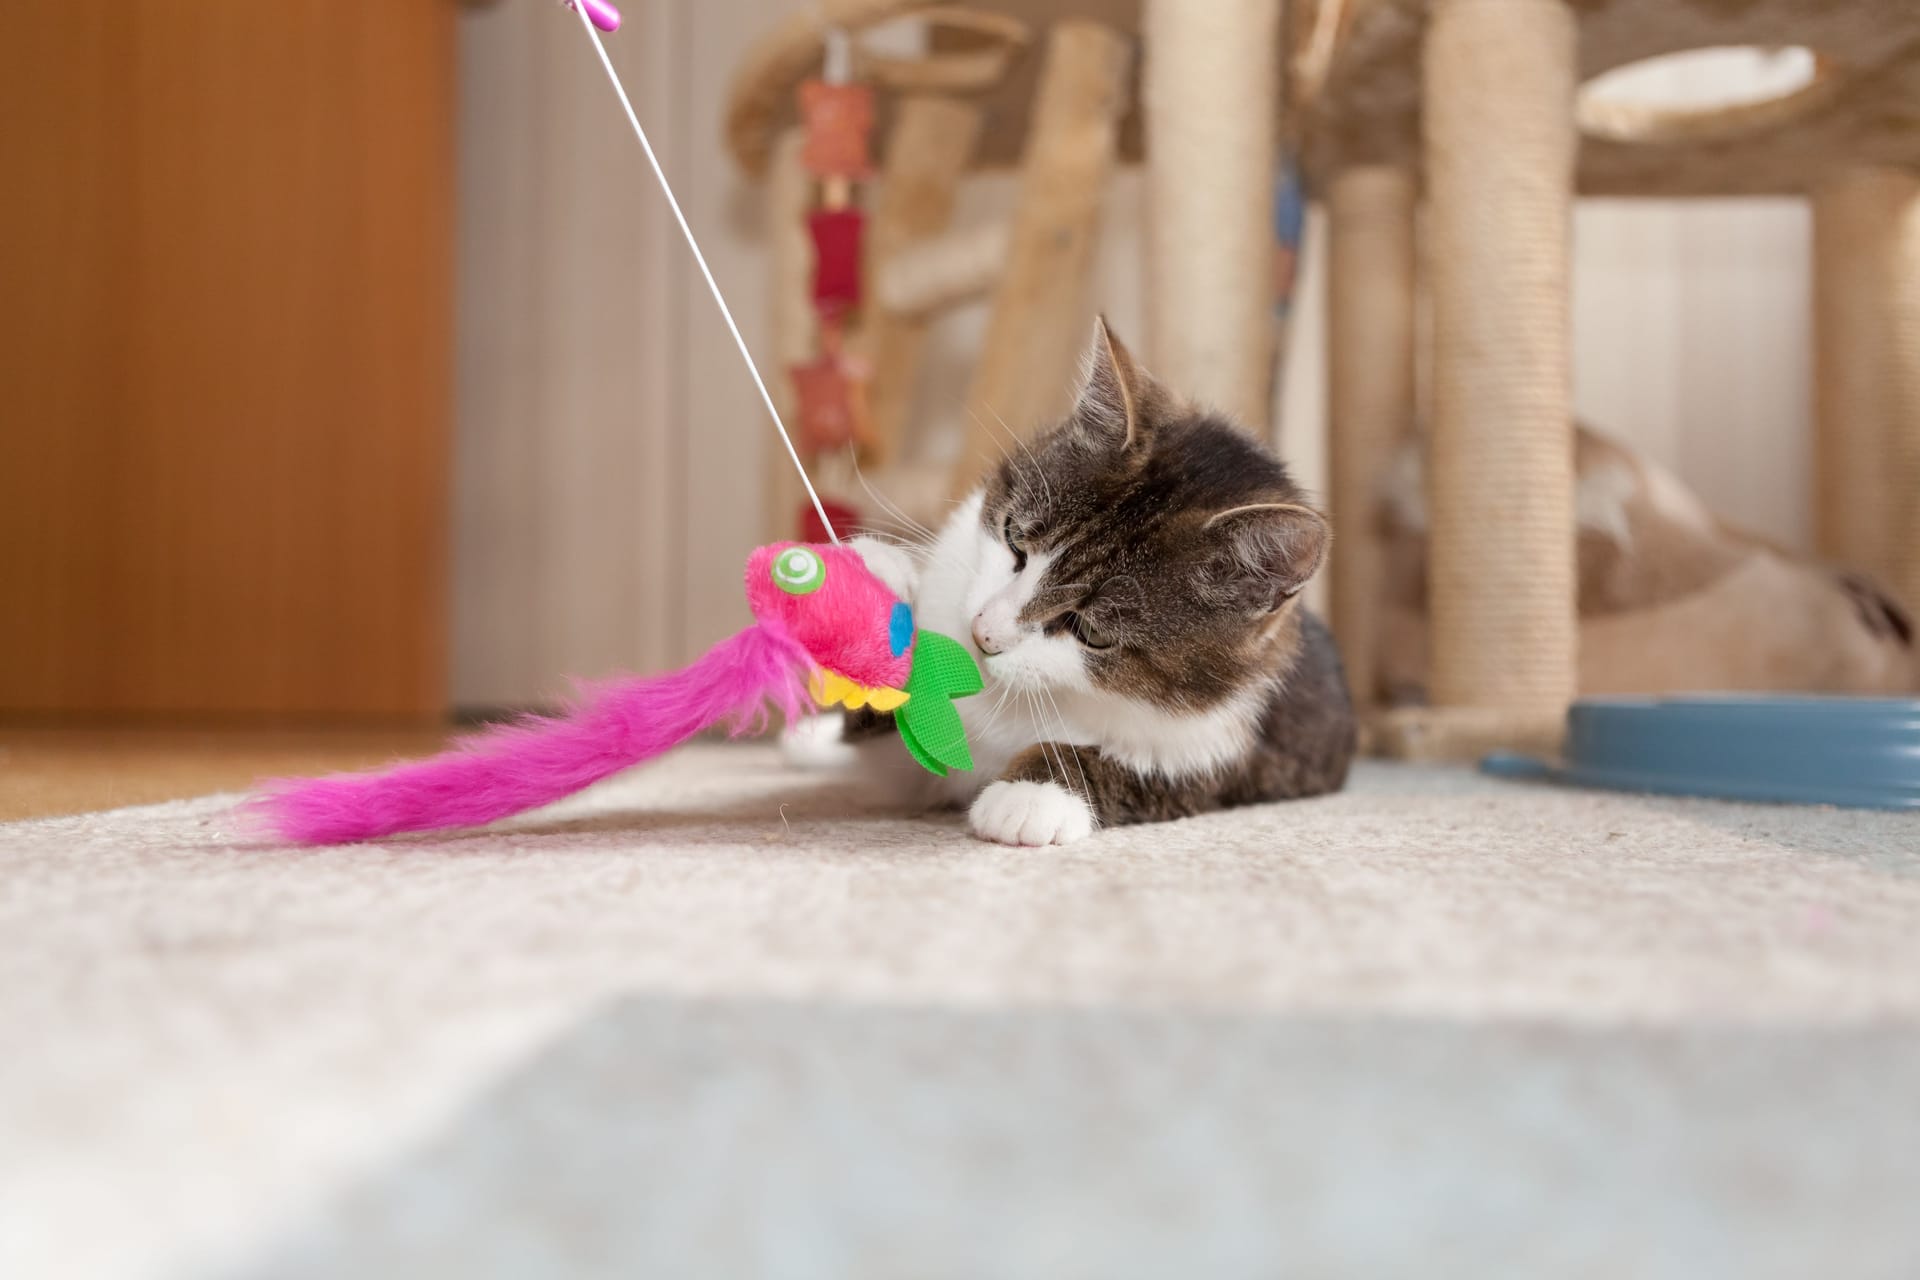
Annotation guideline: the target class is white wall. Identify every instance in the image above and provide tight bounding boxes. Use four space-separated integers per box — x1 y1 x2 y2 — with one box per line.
454 2 1813 706
454 1 685 707
1570 200 1811 546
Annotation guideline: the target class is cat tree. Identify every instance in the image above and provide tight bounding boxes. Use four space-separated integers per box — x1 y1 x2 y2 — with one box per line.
728 0 1920 760
1301 0 1920 758
725 0 1281 524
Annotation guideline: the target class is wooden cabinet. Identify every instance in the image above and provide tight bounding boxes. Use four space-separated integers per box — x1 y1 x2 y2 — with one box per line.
0 2 454 719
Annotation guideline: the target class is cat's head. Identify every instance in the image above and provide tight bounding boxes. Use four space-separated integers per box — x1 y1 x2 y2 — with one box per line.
962 319 1328 710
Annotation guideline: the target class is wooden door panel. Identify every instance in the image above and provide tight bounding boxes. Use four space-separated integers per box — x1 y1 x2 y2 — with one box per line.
0 2 452 719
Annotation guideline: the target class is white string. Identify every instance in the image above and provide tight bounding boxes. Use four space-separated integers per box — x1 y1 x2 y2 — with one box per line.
564 1 839 543
823 25 853 83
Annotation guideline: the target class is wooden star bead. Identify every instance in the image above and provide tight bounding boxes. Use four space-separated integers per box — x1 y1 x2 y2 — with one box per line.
798 80 875 181
791 346 877 456
791 355 858 453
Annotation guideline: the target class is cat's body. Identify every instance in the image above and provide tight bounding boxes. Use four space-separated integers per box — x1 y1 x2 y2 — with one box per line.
813 321 1356 846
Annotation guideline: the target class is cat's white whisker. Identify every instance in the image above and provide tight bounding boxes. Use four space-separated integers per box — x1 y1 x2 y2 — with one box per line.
860 532 941 570
964 407 1018 469
967 405 1049 504
1039 697 1075 792
1035 687 1077 791
1024 692 1061 788
981 400 1054 507
846 453 939 544
1041 687 1089 798
851 518 970 582
970 679 1013 734
979 689 1019 737
969 448 1010 486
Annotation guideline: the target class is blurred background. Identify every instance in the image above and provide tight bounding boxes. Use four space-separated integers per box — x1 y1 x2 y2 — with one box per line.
0 0 1822 730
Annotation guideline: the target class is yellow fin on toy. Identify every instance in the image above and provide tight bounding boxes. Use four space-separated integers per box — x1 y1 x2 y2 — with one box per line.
810 669 909 713
809 670 853 707
866 686 909 712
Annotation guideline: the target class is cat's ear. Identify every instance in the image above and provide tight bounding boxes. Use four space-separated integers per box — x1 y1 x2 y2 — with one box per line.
1206 502 1330 611
1072 317 1161 458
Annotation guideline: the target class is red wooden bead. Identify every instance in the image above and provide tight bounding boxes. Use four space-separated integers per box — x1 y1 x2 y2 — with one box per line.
798 80 875 180
808 208 864 314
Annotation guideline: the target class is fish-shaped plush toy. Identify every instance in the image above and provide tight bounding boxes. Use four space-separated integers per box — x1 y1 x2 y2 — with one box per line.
251 543 982 844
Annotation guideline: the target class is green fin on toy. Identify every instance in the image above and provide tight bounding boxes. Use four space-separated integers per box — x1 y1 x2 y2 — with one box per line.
897 629 983 775
896 714 949 777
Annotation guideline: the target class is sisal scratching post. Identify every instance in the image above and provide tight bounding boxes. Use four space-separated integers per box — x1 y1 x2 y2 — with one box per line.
951 20 1131 499
1381 0 1578 762
863 95 984 467
1327 166 1418 711
1812 168 1920 596
1143 0 1282 432
1887 184 1920 613
1813 169 1920 615
764 128 816 544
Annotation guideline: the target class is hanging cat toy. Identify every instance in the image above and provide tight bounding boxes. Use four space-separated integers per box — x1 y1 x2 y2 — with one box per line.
251 1 981 845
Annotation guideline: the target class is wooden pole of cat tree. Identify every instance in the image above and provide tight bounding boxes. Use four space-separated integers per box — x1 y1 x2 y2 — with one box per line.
877 221 1009 316
951 20 1131 498
1812 167 1920 601
1327 165 1417 710
863 94 983 466
1885 182 1920 613
765 127 815 543
1143 0 1281 432
1379 0 1577 760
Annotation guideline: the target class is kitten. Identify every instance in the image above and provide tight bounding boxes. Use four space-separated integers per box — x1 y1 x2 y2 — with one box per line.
831 319 1356 846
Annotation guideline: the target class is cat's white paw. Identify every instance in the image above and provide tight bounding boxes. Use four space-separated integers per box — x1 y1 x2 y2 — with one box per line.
781 714 856 770
969 780 1094 847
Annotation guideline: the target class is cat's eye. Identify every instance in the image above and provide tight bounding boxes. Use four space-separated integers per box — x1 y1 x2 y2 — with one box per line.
1064 611 1114 650
1002 513 1028 573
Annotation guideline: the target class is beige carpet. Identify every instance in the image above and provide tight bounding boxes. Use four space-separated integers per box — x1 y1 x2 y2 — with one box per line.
2 745 1918 1278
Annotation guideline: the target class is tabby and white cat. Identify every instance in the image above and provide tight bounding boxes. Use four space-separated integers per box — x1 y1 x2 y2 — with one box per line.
803 321 1356 845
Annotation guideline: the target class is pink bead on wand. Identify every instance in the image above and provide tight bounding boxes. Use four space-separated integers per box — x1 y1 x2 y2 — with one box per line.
563 0 621 33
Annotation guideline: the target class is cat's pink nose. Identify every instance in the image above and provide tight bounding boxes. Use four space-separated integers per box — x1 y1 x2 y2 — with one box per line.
971 616 1002 656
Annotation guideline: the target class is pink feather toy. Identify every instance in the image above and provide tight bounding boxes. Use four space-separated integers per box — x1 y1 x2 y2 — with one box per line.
247 5 987 845
250 544 980 844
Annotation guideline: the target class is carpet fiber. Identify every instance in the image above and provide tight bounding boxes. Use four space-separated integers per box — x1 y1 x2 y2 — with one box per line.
2 745 1917 1277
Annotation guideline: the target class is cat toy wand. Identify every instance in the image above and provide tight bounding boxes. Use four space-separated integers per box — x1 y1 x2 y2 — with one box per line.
559 0 840 545
563 0 622 34
247 0 983 845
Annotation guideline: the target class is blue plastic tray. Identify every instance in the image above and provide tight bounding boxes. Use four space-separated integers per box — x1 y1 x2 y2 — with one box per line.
1482 695 1920 811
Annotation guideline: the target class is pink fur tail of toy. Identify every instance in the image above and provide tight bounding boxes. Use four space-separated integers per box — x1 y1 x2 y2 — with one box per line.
248 623 811 845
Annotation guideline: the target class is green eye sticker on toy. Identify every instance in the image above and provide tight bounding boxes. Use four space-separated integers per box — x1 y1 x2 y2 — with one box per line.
772 546 826 595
